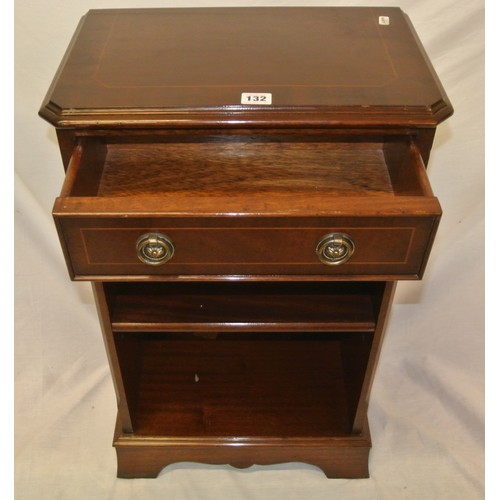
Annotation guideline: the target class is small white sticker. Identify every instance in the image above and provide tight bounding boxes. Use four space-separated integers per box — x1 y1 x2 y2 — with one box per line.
379 16 390 25
241 93 272 105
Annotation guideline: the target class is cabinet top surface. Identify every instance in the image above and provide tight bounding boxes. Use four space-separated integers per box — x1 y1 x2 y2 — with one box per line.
40 7 453 128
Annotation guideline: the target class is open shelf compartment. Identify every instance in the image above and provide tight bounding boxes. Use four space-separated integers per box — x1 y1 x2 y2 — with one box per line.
114 331 373 438
105 281 383 332
106 281 385 438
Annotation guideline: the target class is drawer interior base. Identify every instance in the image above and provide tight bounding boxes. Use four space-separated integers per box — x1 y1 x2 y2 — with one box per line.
67 133 429 199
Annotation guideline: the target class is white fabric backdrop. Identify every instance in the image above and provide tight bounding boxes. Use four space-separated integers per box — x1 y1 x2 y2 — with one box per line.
15 1 484 498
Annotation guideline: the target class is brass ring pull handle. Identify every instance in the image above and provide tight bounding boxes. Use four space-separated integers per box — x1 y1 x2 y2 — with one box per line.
136 233 175 266
316 233 355 265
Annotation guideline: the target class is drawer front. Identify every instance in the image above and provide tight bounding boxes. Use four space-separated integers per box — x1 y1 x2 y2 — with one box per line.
55 216 438 279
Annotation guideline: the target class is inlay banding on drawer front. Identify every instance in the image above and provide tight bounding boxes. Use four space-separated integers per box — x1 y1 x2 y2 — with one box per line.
80 227 415 265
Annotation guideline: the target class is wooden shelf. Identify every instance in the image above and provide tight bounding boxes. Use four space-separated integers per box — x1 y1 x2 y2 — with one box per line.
106 282 381 333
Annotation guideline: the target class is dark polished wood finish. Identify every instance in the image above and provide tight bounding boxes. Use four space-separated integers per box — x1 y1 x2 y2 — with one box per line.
107 282 380 333
39 7 452 130
40 7 452 478
52 134 441 280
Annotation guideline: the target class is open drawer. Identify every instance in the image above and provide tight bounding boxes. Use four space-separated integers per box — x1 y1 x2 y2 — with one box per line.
53 132 441 280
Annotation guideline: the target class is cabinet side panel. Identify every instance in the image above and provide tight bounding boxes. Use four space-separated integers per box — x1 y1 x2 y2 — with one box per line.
92 282 135 432
351 281 397 433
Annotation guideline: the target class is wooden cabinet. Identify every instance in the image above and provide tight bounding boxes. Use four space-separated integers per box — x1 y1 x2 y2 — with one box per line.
40 7 452 478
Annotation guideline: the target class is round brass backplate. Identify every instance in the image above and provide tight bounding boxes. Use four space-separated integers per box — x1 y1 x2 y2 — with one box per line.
316 233 355 265
136 233 175 266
